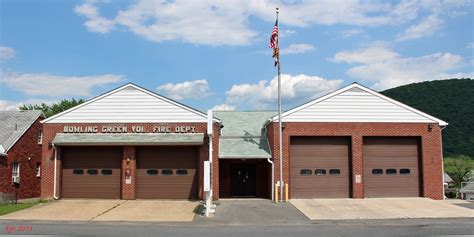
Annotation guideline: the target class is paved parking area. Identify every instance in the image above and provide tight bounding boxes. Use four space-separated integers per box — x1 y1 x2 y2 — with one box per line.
94 200 198 222
0 199 198 222
194 199 310 226
291 198 474 220
0 199 125 221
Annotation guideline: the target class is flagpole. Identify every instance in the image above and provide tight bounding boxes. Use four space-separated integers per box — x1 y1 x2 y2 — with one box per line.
276 7 284 202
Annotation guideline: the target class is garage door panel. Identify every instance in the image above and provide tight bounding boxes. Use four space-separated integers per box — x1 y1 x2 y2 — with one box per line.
136 147 198 199
290 137 351 199
363 137 420 198
61 147 122 199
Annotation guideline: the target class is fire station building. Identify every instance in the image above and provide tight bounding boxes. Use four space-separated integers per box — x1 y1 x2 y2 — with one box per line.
40 83 447 200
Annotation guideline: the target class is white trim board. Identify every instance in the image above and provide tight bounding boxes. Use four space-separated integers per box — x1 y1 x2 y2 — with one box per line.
269 83 448 126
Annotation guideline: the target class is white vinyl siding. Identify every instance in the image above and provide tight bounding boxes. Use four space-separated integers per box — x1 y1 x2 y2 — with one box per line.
44 86 207 123
282 87 440 124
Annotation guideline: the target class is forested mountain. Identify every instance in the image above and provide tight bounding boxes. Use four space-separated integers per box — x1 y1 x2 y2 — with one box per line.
382 79 474 158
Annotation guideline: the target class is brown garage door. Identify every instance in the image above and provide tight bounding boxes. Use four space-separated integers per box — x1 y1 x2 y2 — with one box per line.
290 137 351 198
62 147 122 199
136 147 198 199
363 137 421 198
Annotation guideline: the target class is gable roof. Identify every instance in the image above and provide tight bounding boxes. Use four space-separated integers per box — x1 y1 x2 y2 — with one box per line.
270 83 448 126
43 83 218 124
0 110 44 153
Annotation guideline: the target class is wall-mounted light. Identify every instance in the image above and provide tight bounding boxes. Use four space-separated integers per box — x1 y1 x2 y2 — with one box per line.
428 124 433 132
126 157 130 164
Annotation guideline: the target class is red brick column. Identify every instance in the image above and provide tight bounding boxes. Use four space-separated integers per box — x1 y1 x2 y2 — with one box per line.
121 146 136 200
421 127 444 200
351 135 364 198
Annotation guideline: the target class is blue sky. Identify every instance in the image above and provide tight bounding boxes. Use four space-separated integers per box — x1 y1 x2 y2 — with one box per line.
1 0 473 111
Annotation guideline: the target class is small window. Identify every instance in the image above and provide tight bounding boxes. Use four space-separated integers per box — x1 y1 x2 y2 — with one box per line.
300 169 312 176
101 169 113 175
386 169 397 175
400 169 411 175
36 163 41 177
12 162 20 182
162 170 173 176
147 169 159 175
87 169 98 175
73 169 84 175
176 170 188 176
329 169 341 175
37 129 43 144
315 169 326 176
372 169 383 175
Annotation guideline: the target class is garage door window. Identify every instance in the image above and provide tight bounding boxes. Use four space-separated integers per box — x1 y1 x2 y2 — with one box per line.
386 169 397 175
315 169 326 176
73 169 84 175
329 169 341 175
87 169 98 175
147 169 158 175
176 170 188 176
372 169 383 175
399 169 411 175
101 169 113 175
300 169 312 176
162 170 173 176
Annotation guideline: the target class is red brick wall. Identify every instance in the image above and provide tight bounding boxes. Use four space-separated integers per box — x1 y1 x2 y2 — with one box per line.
267 122 444 200
41 123 213 200
0 117 43 199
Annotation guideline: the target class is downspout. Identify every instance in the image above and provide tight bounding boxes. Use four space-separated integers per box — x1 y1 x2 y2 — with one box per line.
267 158 274 202
52 144 59 200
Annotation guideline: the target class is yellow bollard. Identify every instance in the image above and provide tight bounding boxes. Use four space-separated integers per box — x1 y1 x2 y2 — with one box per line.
285 183 289 202
275 183 279 202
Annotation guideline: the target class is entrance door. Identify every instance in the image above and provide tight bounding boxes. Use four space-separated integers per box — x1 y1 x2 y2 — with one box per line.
231 165 256 197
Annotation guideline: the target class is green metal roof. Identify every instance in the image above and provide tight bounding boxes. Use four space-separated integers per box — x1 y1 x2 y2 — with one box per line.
214 111 275 159
219 138 271 159
52 133 204 146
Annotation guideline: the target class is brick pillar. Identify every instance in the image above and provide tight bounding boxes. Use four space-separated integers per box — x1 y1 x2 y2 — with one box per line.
351 135 364 198
122 146 136 200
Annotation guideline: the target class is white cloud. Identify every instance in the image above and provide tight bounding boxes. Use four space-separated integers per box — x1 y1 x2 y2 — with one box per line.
156 80 211 101
73 0 469 46
0 46 15 62
280 44 315 55
467 42 474 49
340 29 364 38
332 44 399 64
74 1 115 33
225 74 343 109
397 14 443 41
0 100 21 111
0 71 124 97
212 104 236 111
333 45 468 89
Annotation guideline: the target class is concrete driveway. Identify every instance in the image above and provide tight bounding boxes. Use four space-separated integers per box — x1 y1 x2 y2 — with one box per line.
0 199 198 222
290 198 474 220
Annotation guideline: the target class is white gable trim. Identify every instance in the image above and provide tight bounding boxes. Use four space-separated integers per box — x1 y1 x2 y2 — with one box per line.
270 83 448 126
42 83 220 123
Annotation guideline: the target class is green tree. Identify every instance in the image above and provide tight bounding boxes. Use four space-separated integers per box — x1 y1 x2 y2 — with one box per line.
444 155 474 188
19 98 85 118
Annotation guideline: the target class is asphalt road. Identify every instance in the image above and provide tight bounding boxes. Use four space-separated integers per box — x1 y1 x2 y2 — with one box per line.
0 218 472 237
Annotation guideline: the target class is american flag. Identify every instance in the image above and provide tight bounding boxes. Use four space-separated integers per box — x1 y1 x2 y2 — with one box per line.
269 19 279 67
